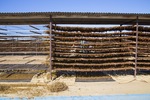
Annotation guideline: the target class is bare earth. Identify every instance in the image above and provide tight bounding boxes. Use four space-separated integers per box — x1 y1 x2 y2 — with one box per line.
0 55 47 64
53 75 150 96
0 75 150 98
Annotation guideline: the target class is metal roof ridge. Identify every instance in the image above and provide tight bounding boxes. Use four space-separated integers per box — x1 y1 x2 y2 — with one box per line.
0 12 150 15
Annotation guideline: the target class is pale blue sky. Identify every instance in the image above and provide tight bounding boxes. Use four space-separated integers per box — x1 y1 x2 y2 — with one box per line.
0 0 150 13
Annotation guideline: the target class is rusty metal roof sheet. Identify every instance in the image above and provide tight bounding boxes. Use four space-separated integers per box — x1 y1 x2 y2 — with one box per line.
0 12 150 25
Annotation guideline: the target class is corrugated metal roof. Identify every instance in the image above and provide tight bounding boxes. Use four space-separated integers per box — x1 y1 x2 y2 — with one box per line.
0 12 150 25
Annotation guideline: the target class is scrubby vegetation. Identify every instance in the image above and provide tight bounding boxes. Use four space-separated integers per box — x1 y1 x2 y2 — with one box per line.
49 82 68 92
0 85 10 91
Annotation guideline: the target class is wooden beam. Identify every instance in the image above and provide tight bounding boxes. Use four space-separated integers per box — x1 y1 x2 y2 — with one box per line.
0 28 7 31
30 30 42 34
0 32 7 35
29 25 40 30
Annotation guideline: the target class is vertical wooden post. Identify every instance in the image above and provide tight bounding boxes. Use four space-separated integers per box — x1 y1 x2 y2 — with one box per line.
12 37 13 56
120 24 122 47
36 38 37 56
135 16 139 78
49 15 52 80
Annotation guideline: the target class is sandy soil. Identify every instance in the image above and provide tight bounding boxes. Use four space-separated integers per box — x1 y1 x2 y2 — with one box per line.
0 75 150 98
0 55 47 64
53 75 150 96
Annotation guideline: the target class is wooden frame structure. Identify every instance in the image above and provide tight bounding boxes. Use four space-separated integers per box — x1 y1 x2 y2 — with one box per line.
0 12 150 78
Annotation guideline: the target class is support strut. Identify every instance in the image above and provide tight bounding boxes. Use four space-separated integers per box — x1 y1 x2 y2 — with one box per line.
135 16 139 78
49 15 52 80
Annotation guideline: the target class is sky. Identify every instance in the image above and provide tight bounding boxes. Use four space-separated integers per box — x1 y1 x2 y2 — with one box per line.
0 0 150 13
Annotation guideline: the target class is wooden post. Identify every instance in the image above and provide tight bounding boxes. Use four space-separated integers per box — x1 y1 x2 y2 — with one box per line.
120 24 122 47
49 15 52 80
135 16 139 78
12 37 13 55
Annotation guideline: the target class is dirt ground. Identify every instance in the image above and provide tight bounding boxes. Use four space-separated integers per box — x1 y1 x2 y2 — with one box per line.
0 75 150 98
0 55 47 64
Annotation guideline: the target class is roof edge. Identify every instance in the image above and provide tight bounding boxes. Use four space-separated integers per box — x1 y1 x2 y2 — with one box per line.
0 12 150 16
